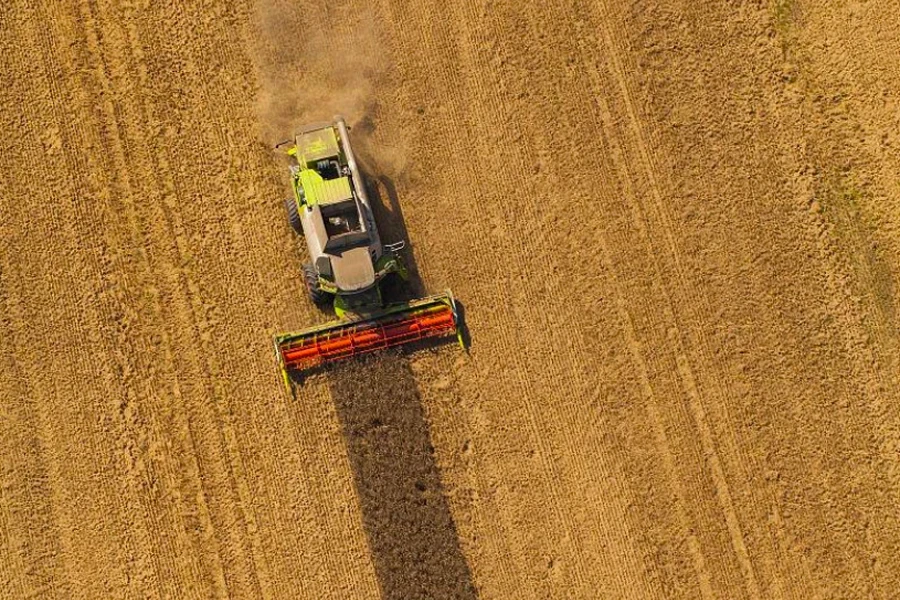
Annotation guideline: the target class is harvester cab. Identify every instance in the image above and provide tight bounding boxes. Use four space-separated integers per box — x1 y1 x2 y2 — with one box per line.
274 117 462 387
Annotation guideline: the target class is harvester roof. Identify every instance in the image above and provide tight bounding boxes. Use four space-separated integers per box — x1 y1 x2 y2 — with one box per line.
295 126 341 163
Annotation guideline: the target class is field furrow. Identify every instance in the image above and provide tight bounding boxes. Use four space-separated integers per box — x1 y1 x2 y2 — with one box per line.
2 0 899 598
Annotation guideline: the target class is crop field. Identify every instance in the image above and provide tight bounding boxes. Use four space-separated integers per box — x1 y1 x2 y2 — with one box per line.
2 0 900 598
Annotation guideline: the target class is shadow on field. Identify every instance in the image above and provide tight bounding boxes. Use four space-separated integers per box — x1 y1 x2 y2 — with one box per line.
324 143 476 598
327 356 477 599
364 156 471 350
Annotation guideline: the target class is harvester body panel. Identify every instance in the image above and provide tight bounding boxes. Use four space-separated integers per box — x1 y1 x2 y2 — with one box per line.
288 118 383 294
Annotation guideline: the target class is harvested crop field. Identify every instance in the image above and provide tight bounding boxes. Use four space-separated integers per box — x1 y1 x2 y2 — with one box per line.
2 0 900 598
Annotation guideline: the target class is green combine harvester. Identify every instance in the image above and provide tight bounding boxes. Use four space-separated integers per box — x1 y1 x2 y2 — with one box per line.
273 117 461 387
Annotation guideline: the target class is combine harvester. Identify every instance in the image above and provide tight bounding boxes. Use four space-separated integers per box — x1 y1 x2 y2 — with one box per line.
273 117 462 387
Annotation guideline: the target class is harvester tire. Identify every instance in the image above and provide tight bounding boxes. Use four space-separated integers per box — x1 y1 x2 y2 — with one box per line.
303 264 330 306
285 198 302 235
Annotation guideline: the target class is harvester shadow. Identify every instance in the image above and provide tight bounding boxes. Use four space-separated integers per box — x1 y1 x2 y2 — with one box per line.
368 172 426 300
327 355 478 600
324 142 476 597
365 169 471 349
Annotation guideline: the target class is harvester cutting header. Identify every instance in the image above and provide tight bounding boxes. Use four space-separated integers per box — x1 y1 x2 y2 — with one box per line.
273 117 461 386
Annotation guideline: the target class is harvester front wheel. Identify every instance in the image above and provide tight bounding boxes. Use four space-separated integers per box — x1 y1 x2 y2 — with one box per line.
285 198 302 235
303 264 331 306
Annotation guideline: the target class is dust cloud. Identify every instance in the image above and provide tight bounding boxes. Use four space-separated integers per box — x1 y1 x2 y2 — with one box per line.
251 0 388 144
